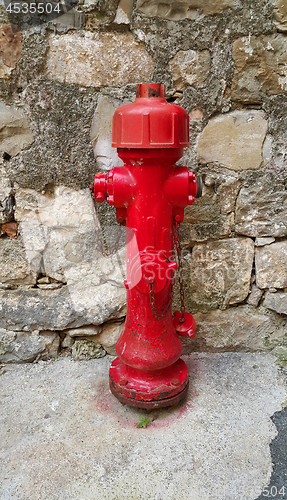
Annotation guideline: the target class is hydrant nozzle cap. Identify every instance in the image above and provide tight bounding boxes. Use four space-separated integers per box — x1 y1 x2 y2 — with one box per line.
112 83 189 149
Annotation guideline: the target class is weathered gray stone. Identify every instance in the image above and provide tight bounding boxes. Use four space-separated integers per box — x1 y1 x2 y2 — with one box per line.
65 326 102 337
136 0 240 20
61 335 74 348
0 24 22 79
181 306 286 352
90 95 124 171
0 286 126 332
219 180 241 215
82 0 119 18
256 241 287 289
15 186 94 280
0 162 13 224
37 276 50 284
46 33 154 88
0 102 34 156
95 320 125 355
71 339 106 360
114 0 133 23
197 111 268 171
183 192 234 243
264 291 287 316
274 0 287 31
37 283 63 290
235 175 287 238
189 238 254 311
247 285 264 307
15 186 93 229
0 329 60 363
168 49 210 91
0 238 36 285
13 186 127 330
255 237 275 246
47 9 85 30
232 35 287 103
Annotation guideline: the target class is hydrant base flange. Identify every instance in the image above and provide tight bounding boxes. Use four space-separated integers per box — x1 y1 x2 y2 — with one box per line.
110 380 189 409
109 357 189 409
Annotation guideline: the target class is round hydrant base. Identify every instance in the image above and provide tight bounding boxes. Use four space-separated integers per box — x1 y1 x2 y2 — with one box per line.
109 357 189 409
110 380 189 409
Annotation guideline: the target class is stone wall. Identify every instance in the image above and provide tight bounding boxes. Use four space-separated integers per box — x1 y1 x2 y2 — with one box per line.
0 0 286 362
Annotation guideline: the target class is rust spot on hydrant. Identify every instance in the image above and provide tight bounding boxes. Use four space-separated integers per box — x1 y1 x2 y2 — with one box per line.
1 222 18 239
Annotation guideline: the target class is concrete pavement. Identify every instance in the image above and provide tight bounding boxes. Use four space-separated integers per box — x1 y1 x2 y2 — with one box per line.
0 353 287 500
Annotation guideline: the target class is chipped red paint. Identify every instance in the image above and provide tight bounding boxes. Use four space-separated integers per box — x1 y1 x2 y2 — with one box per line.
93 84 199 409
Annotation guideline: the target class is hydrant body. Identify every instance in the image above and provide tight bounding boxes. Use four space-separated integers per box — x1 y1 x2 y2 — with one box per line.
93 84 199 409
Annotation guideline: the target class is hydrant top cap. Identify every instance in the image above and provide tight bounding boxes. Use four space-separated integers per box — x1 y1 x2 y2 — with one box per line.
112 83 189 149
136 83 165 98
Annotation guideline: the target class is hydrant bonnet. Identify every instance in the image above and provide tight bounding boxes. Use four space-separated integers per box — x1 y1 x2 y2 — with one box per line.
112 83 189 149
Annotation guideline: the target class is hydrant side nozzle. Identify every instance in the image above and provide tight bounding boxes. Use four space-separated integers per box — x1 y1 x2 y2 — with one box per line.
93 172 107 203
95 192 105 203
187 173 203 201
196 176 203 198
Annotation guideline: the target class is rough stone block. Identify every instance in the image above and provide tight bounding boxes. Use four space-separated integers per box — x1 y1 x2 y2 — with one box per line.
219 180 241 215
264 291 287 316
231 35 287 103
47 9 85 30
183 191 234 243
61 335 74 348
0 24 22 79
65 326 102 337
0 285 126 332
181 306 286 352
90 95 124 171
0 162 13 224
235 174 287 238
95 320 125 355
0 238 36 285
0 102 34 156
197 111 267 171
274 0 287 31
247 285 264 307
46 33 154 88
13 185 127 329
255 237 275 247
0 329 60 363
255 241 287 289
136 0 240 20
189 238 254 310
15 186 89 281
168 49 210 91
114 0 133 24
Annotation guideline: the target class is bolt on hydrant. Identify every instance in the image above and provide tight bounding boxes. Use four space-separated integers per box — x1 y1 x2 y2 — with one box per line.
92 83 202 409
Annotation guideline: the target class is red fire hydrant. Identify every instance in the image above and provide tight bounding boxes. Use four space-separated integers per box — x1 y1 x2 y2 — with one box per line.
93 83 201 409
